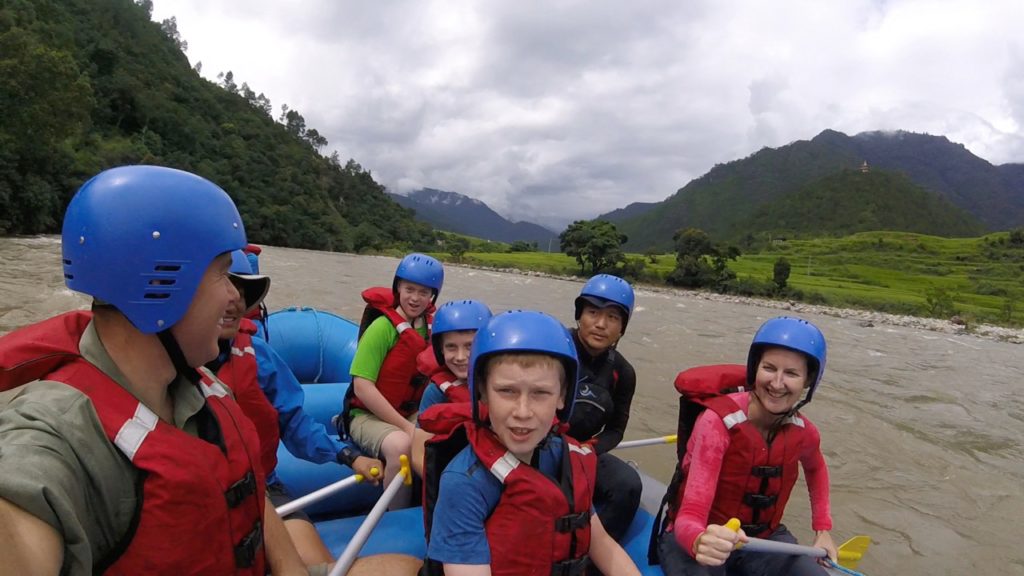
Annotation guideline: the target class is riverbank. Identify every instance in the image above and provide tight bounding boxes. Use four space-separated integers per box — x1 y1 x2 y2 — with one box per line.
454 261 1024 344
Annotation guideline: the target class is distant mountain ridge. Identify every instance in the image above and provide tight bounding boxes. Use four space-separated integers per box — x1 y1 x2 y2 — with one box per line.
596 201 658 223
390 188 559 248
614 129 1024 250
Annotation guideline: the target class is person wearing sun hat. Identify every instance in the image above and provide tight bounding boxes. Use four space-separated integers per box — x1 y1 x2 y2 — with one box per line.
208 249 383 567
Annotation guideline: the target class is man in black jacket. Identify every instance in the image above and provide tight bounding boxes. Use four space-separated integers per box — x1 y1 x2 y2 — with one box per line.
568 274 643 544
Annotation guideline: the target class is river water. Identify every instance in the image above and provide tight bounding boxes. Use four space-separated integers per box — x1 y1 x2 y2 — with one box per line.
2 236 1022 575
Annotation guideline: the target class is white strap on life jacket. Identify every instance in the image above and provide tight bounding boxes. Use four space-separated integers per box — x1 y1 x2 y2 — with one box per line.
722 410 747 429
114 402 159 462
782 414 805 428
230 346 256 357
196 367 230 398
438 380 462 392
488 451 521 484
396 321 411 334
568 443 593 456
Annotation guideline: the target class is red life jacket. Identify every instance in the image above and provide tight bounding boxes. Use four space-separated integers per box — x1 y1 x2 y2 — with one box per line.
432 369 470 404
0 311 267 574
349 287 433 417
216 318 282 477
419 402 596 576
416 347 470 404
664 364 807 538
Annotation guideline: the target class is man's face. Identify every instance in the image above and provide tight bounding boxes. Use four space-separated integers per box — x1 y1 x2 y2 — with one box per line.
576 303 625 354
172 253 239 366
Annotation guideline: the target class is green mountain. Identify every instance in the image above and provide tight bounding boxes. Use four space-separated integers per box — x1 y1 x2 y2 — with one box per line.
742 169 985 239
616 130 1024 250
0 0 430 252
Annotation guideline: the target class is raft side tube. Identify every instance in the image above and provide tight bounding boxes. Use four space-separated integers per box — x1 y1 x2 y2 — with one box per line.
266 307 358 383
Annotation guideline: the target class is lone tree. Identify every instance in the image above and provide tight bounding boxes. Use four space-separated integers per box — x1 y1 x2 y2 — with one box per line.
447 236 470 262
559 220 627 275
773 257 791 291
666 227 739 290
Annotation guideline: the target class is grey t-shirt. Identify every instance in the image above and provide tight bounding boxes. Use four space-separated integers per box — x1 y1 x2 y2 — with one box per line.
0 320 209 575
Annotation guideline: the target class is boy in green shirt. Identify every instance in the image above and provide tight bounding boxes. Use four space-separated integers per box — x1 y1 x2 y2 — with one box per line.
344 253 443 509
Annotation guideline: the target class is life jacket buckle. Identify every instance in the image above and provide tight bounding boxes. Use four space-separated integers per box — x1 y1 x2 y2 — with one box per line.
234 520 263 568
555 510 591 532
550 555 591 576
224 471 256 508
740 522 771 537
742 493 778 509
750 465 781 478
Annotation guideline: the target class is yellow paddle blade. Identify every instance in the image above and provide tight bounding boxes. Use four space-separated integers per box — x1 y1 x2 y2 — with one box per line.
836 535 871 569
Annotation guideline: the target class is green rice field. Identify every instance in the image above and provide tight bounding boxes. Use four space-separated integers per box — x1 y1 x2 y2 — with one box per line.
439 231 1024 326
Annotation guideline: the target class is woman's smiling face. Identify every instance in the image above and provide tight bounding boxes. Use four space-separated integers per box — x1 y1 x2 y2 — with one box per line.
752 346 810 415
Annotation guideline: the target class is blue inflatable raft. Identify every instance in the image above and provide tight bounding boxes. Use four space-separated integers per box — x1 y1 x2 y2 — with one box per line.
266 307 862 575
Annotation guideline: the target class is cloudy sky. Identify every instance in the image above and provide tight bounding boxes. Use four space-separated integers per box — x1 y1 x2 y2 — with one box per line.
153 0 1024 230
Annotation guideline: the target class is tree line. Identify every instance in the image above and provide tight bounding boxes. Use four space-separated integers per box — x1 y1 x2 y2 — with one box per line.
0 0 433 254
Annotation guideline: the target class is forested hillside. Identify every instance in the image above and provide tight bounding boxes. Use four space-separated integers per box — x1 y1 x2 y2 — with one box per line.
741 169 985 239
0 0 431 251
616 129 1024 250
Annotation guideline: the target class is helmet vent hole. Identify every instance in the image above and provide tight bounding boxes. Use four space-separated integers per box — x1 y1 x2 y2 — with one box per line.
64 273 74 280
148 278 176 286
143 293 171 300
154 264 181 272
63 259 72 265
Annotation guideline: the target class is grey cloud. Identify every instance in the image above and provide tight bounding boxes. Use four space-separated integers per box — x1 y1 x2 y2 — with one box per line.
156 0 1024 228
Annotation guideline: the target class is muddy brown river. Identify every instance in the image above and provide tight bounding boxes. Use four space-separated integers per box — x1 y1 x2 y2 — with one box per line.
2 237 1022 575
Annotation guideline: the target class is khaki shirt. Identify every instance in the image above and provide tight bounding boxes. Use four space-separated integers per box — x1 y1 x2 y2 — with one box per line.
0 321 209 575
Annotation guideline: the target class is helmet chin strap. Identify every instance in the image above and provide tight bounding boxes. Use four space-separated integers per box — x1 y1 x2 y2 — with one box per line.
157 329 202 384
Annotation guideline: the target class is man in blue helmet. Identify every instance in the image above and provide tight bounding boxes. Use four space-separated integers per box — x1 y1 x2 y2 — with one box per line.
569 274 643 544
410 299 492 476
210 250 383 567
418 310 641 576
0 166 308 574
343 252 444 509
655 316 836 576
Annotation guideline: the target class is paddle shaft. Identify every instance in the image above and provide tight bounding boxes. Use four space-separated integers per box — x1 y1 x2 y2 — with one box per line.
738 536 826 558
614 434 677 450
330 466 409 576
275 475 361 517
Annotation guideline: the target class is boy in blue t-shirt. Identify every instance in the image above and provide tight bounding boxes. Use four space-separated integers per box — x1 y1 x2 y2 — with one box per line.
420 311 641 576
411 299 492 476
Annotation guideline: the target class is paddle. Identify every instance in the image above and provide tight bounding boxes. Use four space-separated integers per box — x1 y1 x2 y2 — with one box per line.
614 434 678 450
275 466 381 517
725 518 870 570
330 456 412 576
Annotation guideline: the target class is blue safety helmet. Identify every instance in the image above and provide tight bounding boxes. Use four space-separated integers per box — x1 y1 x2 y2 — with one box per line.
746 316 828 405
229 249 271 314
432 300 493 365
62 165 246 333
468 310 579 423
393 253 444 300
574 274 635 332
245 252 260 275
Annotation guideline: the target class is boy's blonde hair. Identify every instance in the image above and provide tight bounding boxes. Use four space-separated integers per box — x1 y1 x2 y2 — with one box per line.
475 352 567 402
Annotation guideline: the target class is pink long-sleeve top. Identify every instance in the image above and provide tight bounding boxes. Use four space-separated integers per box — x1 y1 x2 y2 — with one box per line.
672 392 832 557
